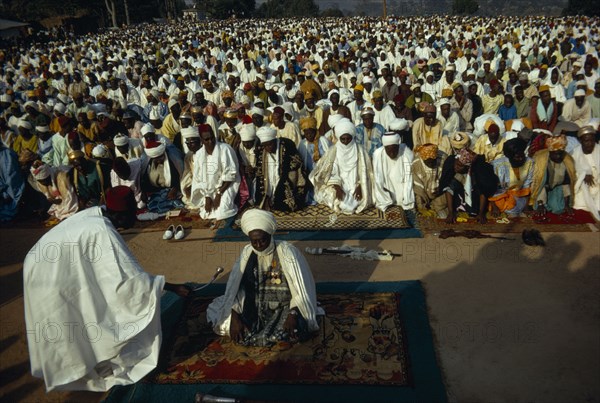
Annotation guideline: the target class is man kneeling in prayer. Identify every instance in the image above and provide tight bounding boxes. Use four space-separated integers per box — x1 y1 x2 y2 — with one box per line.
207 209 323 346
24 186 190 392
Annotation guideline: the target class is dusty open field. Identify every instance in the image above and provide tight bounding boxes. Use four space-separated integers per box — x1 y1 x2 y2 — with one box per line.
1 225 599 402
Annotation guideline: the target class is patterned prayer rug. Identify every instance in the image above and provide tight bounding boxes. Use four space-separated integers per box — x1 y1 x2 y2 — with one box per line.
152 292 410 386
104 282 446 403
233 205 410 232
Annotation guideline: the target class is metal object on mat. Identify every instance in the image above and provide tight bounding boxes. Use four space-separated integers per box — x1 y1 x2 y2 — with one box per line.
195 392 241 402
192 267 224 292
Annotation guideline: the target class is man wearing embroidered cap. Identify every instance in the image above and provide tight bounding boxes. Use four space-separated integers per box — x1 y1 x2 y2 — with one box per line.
531 133 576 215
372 133 415 213
24 185 191 391
253 126 308 212
207 208 322 346
298 116 331 179
309 119 373 214
218 108 241 148
473 120 506 162
412 143 448 217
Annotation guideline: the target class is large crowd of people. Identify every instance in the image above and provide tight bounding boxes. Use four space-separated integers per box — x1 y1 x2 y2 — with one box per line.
1 15 599 225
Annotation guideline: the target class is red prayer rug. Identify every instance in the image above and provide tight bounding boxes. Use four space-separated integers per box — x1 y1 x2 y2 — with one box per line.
151 292 411 386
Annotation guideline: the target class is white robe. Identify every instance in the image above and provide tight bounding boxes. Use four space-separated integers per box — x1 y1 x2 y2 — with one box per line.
309 141 373 214
372 145 415 211
206 242 323 336
572 144 600 220
24 207 165 391
110 158 145 209
373 104 397 131
190 142 240 220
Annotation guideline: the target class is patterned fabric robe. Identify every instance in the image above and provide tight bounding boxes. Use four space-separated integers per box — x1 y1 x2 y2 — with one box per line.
254 138 309 212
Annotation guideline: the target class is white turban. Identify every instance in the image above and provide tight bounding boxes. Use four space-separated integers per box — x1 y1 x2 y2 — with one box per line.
382 133 401 146
18 119 32 130
239 124 256 141
257 126 277 143
510 120 525 132
114 133 129 146
57 93 69 104
181 126 199 139
54 103 66 114
363 76 374 84
30 164 51 180
390 118 409 132
167 98 178 109
35 125 50 133
24 101 39 111
327 113 344 129
141 123 155 136
92 144 110 158
149 109 161 120
240 209 277 236
250 107 264 116
281 102 294 121
334 119 356 139
145 142 166 158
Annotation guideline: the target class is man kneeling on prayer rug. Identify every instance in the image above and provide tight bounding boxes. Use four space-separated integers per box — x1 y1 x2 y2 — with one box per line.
207 209 323 347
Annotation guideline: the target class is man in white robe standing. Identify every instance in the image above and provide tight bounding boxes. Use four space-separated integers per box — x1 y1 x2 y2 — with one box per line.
24 186 190 392
372 133 415 212
190 124 240 221
207 209 323 346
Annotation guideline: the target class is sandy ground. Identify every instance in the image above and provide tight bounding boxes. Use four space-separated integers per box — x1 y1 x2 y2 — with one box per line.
1 225 599 402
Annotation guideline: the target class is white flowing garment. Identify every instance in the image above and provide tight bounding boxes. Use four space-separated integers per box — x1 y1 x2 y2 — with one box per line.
190 142 240 220
206 242 324 336
572 144 600 220
24 207 165 392
372 145 415 211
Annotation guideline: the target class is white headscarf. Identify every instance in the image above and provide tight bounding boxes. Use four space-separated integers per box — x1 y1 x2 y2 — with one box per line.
334 119 358 174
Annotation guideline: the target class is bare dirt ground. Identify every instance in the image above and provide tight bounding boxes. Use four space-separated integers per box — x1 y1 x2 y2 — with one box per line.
1 225 599 402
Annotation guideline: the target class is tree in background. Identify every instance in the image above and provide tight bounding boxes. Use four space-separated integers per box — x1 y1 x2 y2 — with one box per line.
562 0 600 16
452 0 479 14
255 0 319 18
321 7 344 17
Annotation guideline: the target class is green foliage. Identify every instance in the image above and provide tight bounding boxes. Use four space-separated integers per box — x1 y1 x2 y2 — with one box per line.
562 0 600 16
255 0 319 18
452 0 479 14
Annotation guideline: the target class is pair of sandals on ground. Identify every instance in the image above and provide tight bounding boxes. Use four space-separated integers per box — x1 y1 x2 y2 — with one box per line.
163 224 186 240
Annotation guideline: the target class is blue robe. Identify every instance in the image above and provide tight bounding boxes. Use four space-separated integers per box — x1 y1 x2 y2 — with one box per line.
0 146 24 221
